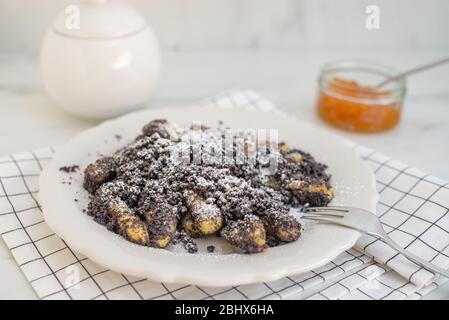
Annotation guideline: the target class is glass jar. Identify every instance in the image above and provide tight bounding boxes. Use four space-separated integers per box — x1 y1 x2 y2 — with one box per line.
316 60 406 133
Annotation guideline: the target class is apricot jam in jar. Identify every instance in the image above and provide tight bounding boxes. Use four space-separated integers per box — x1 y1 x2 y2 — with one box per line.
316 60 406 132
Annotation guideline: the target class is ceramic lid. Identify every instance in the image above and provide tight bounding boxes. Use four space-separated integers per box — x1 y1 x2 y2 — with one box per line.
51 0 147 39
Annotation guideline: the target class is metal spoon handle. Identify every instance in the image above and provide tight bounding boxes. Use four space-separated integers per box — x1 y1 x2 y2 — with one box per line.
377 56 449 88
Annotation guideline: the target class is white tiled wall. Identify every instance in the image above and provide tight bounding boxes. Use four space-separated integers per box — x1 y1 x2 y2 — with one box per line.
0 0 448 54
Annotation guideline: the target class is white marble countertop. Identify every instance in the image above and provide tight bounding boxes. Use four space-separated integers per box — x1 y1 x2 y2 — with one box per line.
1 49 448 299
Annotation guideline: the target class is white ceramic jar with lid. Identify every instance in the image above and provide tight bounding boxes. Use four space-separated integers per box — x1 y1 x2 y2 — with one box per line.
40 0 161 120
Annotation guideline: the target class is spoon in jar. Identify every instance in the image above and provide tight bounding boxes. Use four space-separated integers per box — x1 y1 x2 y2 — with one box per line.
376 56 449 89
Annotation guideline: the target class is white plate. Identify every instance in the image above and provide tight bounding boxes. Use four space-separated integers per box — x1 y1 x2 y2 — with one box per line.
39 106 377 287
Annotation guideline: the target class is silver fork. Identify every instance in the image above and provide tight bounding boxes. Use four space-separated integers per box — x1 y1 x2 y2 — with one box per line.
302 206 449 278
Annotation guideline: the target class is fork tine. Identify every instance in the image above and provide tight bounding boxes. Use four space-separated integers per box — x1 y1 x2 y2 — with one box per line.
304 206 350 213
302 211 345 218
301 216 340 224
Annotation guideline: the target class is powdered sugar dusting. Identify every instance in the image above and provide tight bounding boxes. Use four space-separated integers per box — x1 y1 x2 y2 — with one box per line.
83 119 334 254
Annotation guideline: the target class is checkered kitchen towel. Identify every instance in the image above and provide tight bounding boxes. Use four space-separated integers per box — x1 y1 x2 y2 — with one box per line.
1 90 448 300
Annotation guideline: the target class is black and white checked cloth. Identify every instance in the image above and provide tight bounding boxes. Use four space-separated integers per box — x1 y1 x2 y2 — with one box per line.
0 90 448 300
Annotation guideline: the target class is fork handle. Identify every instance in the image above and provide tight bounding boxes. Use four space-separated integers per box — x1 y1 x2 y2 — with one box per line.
378 234 449 279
